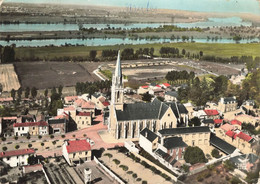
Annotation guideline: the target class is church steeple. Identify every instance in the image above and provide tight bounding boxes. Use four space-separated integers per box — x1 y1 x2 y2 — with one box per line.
111 50 124 111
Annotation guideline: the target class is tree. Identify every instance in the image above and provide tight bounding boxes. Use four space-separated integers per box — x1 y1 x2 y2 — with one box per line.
149 48 154 56
2 146 7 151
11 89 16 100
58 85 63 96
25 87 30 98
182 49 186 56
89 50 97 61
188 117 201 127
28 144 32 148
211 149 221 158
31 87 37 98
15 145 20 149
52 141 56 148
184 146 206 165
50 135 54 139
199 51 203 58
17 87 22 100
142 92 152 102
41 142 45 150
14 136 18 140
38 135 42 139
2 46 15 63
26 135 31 142
223 160 235 171
44 89 48 97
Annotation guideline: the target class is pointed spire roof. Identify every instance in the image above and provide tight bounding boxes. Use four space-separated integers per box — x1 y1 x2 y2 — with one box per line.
115 50 122 79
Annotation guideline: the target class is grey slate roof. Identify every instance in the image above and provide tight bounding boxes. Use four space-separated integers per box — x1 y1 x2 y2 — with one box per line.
158 126 210 136
92 92 101 99
163 137 188 149
210 134 236 155
202 119 214 124
165 91 178 98
48 118 67 124
223 97 236 104
116 98 188 121
155 149 167 158
140 128 158 142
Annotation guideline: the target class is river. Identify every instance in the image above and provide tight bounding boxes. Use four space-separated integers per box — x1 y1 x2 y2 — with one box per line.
0 17 252 32
0 37 259 47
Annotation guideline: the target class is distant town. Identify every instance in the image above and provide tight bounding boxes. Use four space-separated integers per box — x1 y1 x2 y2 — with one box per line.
0 1 260 184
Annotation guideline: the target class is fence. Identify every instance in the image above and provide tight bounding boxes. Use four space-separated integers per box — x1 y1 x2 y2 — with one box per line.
93 156 126 184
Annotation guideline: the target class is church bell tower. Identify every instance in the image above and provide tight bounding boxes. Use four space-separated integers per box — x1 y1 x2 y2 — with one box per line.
111 50 124 111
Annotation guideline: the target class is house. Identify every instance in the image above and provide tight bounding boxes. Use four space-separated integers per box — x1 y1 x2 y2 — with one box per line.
204 109 219 119
139 128 159 155
235 114 259 128
220 123 235 132
137 85 150 95
13 121 49 136
229 153 259 172
218 97 237 113
0 149 35 167
230 119 242 130
64 96 79 105
164 91 178 102
214 119 223 128
48 118 68 134
74 99 95 113
158 126 211 147
62 139 91 166
75 112 92 129
91 93 109 110
161 83 171 89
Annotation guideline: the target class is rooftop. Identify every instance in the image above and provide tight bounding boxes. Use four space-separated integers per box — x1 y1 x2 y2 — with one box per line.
0 149 35 158
214 119 223 124
210 134 236 155
225 130 237 138
204 109 219 116
221 124 234 132
230 119 242 126
140 128 158 142
236 132 252 142
77 112 91 116
13 121 48 127
159 126 210 136
163 137 187 149
66 139 91 153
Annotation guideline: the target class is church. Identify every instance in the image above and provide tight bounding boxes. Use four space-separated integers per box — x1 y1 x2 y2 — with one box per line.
108 51 189 139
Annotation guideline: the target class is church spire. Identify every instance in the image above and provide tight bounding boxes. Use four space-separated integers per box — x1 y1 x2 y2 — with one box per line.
114 50 122 86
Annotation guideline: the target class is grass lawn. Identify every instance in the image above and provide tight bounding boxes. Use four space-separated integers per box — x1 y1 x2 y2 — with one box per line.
15 42 260 61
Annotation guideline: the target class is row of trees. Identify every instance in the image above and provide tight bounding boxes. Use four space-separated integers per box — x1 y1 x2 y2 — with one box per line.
166 70 195 81
10 87 38 100
75 80 111 96
0 45 15 63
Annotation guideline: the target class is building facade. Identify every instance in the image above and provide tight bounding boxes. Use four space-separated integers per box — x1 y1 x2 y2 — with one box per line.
62 140 91 166
13 121 48 136
0 149 35 167
218 97 237 113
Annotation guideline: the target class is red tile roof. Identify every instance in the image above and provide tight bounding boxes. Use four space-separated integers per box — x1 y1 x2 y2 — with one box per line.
156 85 161 88
3 117 17 120
102 101 110 107
214 119 223 124
13 121 48 127
236 132 252 142
220 124 234 132
0 149 35 158
225 130 237 138
204 109 219 116
163 83 171 87
0 97 13 102
77 112 91 116
230 119 242 126
141 86 149 89
66 140 91 153
64 96 78 102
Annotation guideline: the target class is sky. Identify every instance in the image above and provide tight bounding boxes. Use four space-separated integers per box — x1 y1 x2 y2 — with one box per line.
3 0 260 15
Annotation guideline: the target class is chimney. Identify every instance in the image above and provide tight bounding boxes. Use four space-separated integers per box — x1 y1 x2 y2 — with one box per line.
220 97 224 104
145 130 148 138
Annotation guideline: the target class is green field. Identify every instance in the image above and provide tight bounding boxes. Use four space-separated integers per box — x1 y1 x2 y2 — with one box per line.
15 43 260 60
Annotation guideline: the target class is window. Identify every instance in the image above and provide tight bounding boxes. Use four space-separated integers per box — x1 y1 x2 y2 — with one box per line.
33 127 35 130
73 153 76 158
192 140 195 146
82 121 84 125
79 152 82 155
204 139 207 144
7 157 10 161
168 114 170 117
18 128 20 131
85 151 88 155
22 128 24 130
